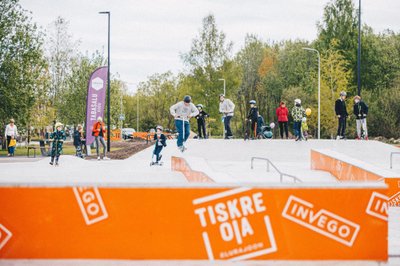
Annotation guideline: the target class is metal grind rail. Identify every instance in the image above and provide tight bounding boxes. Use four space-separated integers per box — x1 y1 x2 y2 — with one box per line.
251 157 302 183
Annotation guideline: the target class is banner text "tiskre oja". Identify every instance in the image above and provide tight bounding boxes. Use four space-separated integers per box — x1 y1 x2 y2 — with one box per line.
194 192 266 245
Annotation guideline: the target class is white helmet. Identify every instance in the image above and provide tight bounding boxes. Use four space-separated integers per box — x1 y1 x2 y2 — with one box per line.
294 99 301 105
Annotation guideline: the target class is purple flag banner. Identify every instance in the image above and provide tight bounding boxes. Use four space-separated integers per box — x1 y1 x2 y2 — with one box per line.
85 66 108 145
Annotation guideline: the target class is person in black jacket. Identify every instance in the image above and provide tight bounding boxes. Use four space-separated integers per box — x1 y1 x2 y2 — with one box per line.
195 104 209 139
335 91 348 139
247 100 258 139
151 125 167 165
73 124 84 158
353 95 369 140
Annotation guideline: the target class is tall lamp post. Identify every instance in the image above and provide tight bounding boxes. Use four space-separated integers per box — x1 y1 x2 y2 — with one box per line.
357 0 361 96
218 78 226 96
303 47 321 140
99 11 111 152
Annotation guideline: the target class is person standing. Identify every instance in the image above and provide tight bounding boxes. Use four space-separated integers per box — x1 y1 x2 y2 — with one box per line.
49 122 66 166
276 101 289 139
219 94 235 139
353 95 369 140
5 118 18 157
195 104 209 139
291 99 306 141
73 124 84 158
246 100 258 139
170 95 199 152
92 117 108 160
335 91 348 140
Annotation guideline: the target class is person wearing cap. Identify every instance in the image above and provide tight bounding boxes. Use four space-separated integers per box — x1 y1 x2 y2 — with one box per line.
246 100 258 139
219 94 235 139
335 91 349 139
170 95 199 151
5 118 18 157
353 95 369 140
92 117 108 160
49 122 66 166
291 99 306 141
195 104 209 139
151 125 167 165
276 101 289 139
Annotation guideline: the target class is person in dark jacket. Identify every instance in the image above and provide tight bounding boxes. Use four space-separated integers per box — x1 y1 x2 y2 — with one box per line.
246 100 258 139
335 91 348 139
73 124 84 158
151 125 167 165
195 104 209 139
276 101 289 139
353 95 369 140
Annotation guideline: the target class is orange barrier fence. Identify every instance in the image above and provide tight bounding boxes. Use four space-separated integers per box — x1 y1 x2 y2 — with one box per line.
311 149 400 207
171 156 214 183
0 186 387 260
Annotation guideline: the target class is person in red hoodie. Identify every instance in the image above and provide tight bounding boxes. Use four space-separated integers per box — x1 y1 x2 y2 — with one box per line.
276 101 289 139
91 117 109 160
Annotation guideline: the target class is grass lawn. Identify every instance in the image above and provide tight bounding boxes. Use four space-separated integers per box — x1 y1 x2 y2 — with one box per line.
0 143 123 157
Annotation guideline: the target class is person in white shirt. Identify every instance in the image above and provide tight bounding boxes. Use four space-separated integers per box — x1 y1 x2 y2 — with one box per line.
5 118 18 157
170 95 199 152
219 94 235 139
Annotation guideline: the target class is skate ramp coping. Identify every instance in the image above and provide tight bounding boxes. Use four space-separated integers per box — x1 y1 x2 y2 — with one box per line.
311 149 400 207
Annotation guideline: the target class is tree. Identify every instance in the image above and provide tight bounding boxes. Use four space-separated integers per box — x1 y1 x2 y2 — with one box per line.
57 51 104 126
317 0 358 86
181 14 236 135
0 0 48 132
46 16 78 115
235 35 264 122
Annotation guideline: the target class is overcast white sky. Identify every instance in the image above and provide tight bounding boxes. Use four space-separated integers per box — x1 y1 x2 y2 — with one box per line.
20 0 400 93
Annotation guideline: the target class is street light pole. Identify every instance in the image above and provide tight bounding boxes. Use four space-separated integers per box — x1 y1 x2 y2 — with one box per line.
357 0 361 96
99 11 111 152
218 78 226 96
303 47 321 140
136 93 139 132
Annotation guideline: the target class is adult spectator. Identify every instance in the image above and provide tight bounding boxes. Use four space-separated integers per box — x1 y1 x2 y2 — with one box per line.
276 101 289 139
92 117 108 160
5 118 18 157
353 95 369 140
335 91 348 140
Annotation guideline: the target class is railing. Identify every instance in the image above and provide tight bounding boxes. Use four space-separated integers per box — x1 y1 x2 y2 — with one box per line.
390 152 400 169
251 157 302 183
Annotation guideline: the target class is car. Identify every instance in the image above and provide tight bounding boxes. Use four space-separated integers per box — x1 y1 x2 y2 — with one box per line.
122 128 136 140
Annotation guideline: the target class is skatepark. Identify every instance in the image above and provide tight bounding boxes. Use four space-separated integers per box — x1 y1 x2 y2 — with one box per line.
0 139 399 265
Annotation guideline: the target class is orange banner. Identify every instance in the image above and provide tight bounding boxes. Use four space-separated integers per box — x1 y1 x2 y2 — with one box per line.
311 149 400 207
0 186 387 260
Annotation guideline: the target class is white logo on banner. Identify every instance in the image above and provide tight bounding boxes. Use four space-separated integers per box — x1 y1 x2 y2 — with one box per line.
73 187 108 225
366 192 389 220
193 188 277 261
91 77 104 91
282 195 360 247
0 224 12 251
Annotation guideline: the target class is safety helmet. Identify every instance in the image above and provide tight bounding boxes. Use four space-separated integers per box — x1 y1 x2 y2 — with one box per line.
340 91 347 96
156 125 163 131
249 100 256 104
183 95 191 103
294 99 301 104
196 104 203 109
